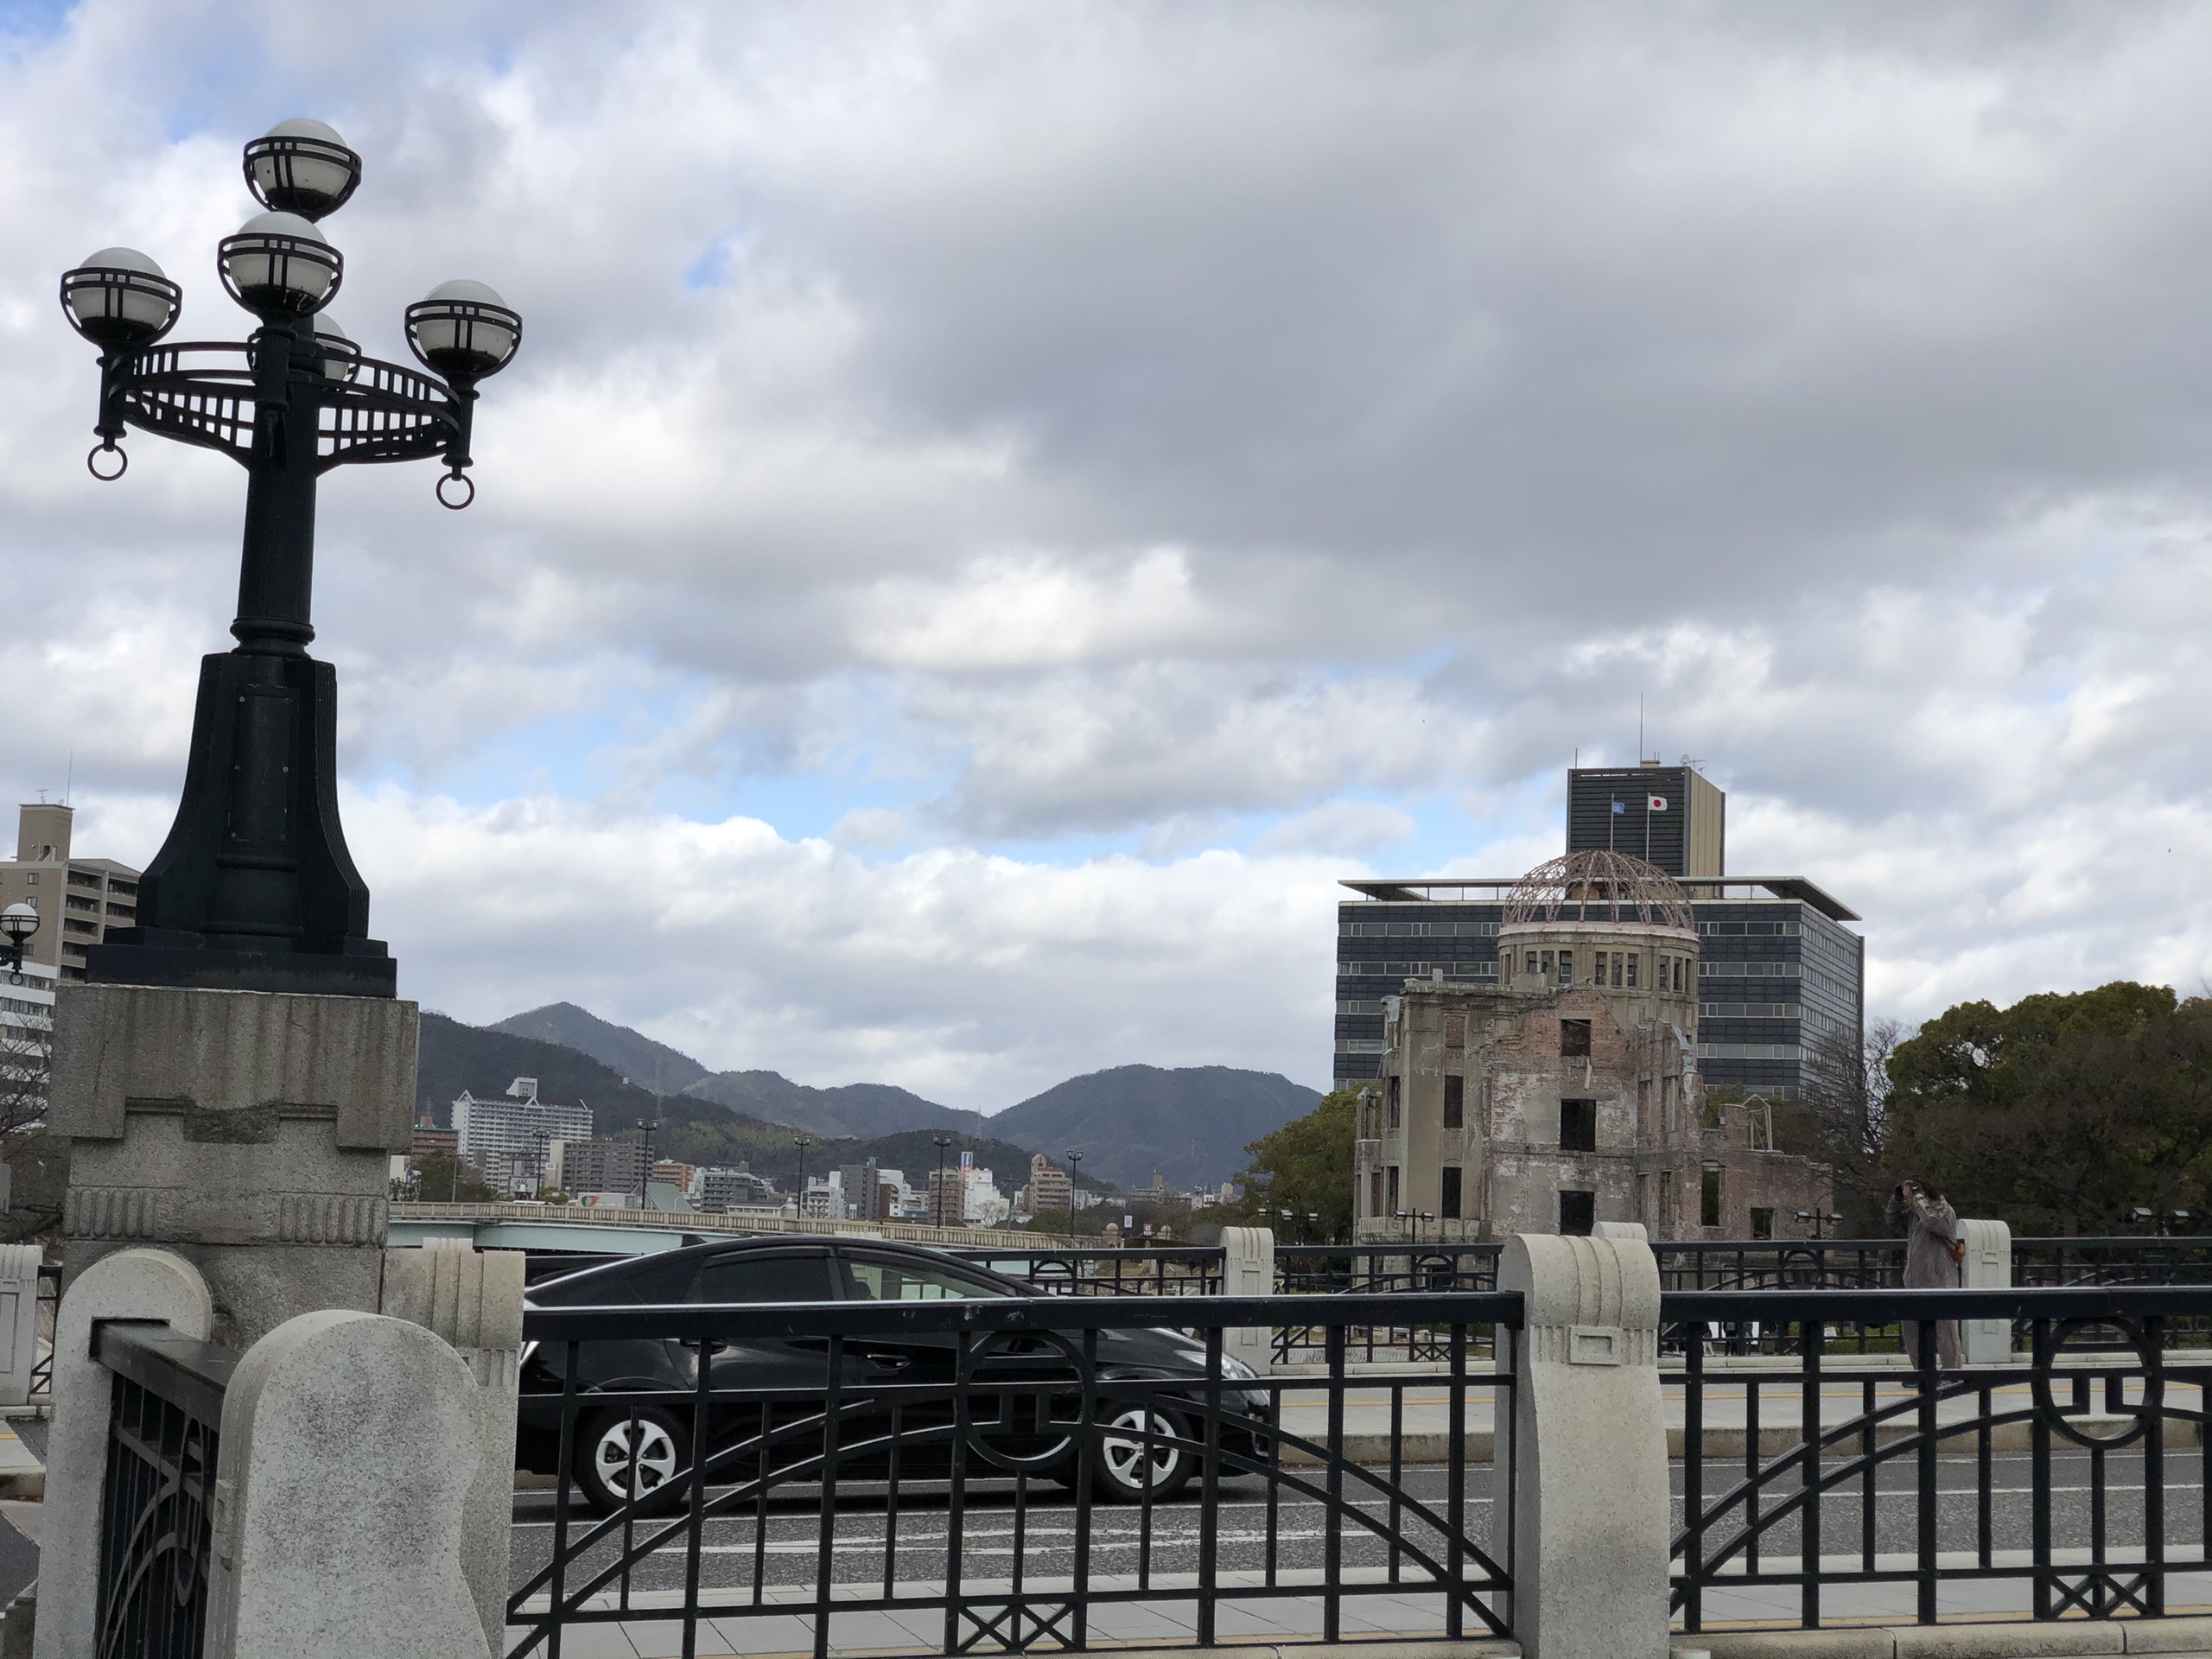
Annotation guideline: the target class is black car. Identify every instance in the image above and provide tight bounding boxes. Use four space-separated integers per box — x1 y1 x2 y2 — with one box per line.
516 1236 1271 1513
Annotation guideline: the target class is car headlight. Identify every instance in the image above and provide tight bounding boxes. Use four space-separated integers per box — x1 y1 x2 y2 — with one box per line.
1219 1353 1258 1382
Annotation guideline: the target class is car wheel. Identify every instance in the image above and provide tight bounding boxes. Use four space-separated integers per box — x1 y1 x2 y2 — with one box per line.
1090 1405 1194 1503
575 1403 691 1516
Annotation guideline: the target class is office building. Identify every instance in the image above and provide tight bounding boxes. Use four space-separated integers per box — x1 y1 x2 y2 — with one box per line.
696 1166 779 1214
1566 764 1726 877
560 1135 647 1202
451 1077 593 1195
1356 849 1832 1242
1335 766 1862 1101
839 1160 884 1221
1022 1154 1072 1217
925 1166 963 1226
0 804 142 982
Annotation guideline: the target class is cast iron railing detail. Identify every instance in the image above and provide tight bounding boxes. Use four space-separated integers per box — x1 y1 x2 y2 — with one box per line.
29 1264 59 1399
102 341 465 474
1665 1285 2212 1632
92 1321 239 1659
508 1291 1518 1659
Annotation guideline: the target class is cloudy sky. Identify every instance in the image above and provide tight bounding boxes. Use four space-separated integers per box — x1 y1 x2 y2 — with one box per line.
6 2 2212 1109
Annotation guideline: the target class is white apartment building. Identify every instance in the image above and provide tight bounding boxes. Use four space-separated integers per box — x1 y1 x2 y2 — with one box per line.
0 959 57 1127
452 1077 593 1194
0 804 142 983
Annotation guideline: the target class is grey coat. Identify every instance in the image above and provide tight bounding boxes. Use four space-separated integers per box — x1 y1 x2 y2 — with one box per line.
1886 1185 1962 1368
1887 1187 1962 1288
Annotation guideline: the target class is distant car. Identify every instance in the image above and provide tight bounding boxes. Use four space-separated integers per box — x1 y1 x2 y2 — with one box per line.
516 1236 1271 1513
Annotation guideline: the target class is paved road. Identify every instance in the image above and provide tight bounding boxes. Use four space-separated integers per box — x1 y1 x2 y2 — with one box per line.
510 1449 2209 1599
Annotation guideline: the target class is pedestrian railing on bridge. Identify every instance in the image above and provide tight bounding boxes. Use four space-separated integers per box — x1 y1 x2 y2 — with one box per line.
507 1292 1518 1659
1668 1284 2212 1635
92 1319 237 1659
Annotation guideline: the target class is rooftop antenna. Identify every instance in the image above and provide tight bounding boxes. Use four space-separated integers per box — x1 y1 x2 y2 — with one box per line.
64 751 73 806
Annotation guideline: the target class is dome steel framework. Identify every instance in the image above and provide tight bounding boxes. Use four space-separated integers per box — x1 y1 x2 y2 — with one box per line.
1500 849 1696 934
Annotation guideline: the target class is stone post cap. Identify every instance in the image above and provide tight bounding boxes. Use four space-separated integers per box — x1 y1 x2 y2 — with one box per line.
51 982 418 1152
1590 1220 1649 1241
1500 1232 1661 1334
1220 1226 1274 1265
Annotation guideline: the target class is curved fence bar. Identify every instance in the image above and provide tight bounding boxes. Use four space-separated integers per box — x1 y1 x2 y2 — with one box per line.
1664 1284 2212 1634
91 1321 238 1659
507 1291 1521 1659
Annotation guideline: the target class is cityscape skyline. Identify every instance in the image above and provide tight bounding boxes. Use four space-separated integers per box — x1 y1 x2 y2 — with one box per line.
9 6 2212 1108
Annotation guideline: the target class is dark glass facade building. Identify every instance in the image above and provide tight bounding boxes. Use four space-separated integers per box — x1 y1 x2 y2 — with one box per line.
1333 874 1862 1101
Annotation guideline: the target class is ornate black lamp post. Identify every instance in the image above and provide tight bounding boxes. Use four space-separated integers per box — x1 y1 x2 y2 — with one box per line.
59 118 521 998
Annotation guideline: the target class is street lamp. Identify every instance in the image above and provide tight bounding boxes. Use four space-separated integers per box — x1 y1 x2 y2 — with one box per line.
59 118 520 999
793 1135 815 1219
0 905 38 973
635 1119 656 1207
932 1134 955 1228
1066 1148 1084 1225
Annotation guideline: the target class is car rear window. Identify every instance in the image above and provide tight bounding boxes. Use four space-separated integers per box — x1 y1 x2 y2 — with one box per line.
696 1252 836 1304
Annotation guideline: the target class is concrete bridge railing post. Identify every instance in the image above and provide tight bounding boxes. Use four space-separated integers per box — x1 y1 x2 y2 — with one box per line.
1499 1230 1669 1659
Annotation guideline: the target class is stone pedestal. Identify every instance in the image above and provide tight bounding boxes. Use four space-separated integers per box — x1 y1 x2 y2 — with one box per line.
383 1243 524 1655
50 983 416 1351
206 1310 486 1659
1498 1231 1669 1659
1219 1226 1275 1376
1961 1217 2013 1364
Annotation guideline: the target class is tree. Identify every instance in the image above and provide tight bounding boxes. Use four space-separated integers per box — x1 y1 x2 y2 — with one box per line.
1221 1089 1358 1243
0 1014 60 1243
408 1149 501 1204
1881 982 2212 1234
1778 1018 1902 1234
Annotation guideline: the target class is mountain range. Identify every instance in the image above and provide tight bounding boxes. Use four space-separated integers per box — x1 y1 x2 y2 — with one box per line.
428 1001 1322 1188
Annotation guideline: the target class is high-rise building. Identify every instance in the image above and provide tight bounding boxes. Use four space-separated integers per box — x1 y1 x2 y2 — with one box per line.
559 1135 648 1201
838 1160 884 1220
1025 1154 1072 1217
0 804 142 982
452 1077 594 1195
1566 764 1726 877
925 1166 963 1226
1334 766 1862 1101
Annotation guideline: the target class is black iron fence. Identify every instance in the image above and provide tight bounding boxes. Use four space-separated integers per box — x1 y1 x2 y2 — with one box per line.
950 1248 1226 1297
1666 1284 2212 1633
508 1291 1517 1659
92 1320 237 1659
30 1262 58 1400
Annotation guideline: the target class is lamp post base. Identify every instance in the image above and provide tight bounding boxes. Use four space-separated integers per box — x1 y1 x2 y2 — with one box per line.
86 933 397 997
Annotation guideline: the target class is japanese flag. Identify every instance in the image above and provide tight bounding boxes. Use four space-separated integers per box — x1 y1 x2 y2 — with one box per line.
1647 795 1669 811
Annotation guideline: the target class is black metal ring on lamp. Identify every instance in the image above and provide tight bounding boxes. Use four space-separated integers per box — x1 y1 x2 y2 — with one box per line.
217 231 343 319
242 132 363 221
435 471 474 510
87 442 128 481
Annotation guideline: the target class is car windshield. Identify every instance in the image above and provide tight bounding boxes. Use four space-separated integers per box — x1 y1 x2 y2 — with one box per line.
842 1254 1012 1301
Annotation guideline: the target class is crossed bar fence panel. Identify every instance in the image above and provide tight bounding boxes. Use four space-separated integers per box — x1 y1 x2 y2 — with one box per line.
1664 1286 2212 1633
506 1293 1518 1659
